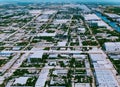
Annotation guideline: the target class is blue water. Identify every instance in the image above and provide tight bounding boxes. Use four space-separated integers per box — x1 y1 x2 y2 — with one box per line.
95 12 120 32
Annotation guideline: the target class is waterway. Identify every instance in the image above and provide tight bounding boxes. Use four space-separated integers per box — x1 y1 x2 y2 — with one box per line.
95 11 120 32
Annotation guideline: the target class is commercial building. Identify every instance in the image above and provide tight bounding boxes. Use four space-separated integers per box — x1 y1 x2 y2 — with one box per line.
35 67 49 87
75 83 90 87
13 77 29 85
84 14 111 29
28 51 44 62
37 32 57 37
58 41 67 46
0 51 12 57
78 27 86 33
104 42 120 52
89 49 119 87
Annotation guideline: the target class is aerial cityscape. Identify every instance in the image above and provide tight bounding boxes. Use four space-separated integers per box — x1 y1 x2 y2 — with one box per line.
0 0 120 87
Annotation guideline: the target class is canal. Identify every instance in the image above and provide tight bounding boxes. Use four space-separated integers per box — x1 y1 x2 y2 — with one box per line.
95 11 120 32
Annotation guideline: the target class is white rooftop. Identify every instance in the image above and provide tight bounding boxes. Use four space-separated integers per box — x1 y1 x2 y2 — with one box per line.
43 10 57 14
75 83 90 87
58 41 67 46
35 67 49 87
37 32 56 37
29 10 42 15
13 77 29 85
49 54 58 58
53 69 68 76
95 70 119 87
84 14 101 21
104 42 120 52
73 54 86 59
79 5 91 12
78 27 85 31
89 49 119 87
53 19 70 24
30 51 44 58
105 13 120 18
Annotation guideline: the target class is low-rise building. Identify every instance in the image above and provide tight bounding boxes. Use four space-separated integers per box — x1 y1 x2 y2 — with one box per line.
78 27 86 33
13 77 29 85
50 77 66 86
49 53 58 59
58 41 67 46
35 67 49 87
75 83 90 87
37 32 57 37
104 42 120 52
28 51 44 62
53 69 68 76
89 49 119 87
0 51 12 57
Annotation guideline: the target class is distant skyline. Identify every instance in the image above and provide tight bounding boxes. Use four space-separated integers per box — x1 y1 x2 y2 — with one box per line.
0 0 120 3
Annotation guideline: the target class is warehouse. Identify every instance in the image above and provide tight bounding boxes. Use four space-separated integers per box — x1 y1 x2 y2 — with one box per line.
104 42 120 52
35 68 50 87
89 49 119 87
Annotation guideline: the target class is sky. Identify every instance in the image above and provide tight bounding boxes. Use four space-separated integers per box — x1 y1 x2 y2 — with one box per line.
0 0 120 3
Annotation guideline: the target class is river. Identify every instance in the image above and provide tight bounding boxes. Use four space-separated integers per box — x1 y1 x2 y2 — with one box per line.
95 11 120 32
